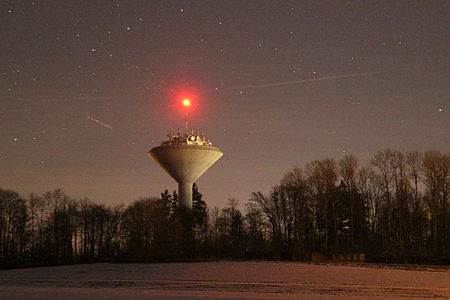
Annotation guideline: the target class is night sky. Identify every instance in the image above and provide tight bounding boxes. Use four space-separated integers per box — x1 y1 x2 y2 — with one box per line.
1 1 448 208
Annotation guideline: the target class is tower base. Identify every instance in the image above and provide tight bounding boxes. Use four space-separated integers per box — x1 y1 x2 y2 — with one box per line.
178 182 193 209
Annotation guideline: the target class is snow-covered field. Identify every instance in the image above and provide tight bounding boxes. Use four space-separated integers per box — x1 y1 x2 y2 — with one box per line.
0 262 449 299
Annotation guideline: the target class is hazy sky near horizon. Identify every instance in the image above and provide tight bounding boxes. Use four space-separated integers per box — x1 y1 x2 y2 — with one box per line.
1 1 448 208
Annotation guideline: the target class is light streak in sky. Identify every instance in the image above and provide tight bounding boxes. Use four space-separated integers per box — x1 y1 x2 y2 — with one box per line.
86 116 113 129
223 72 381 90
45 93 140 103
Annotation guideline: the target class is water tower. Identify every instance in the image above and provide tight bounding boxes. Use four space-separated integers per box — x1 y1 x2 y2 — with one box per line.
148 98 223 209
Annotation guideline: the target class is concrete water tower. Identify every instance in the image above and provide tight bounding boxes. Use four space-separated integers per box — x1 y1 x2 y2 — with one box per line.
148 98 223 209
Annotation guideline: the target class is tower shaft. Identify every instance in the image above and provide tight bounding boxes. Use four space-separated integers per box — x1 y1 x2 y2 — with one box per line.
185 107 188 133
178 182 193 209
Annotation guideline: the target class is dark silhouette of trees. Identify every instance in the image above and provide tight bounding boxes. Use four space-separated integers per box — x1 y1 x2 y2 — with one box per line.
422 151 449 261
244 202 267 258
121 197 176 261
0 149 449 268
76 199 122 262
248 150 448 264
338 155 366 252
0 189 27 266
306 159 339 255
220 199 245 258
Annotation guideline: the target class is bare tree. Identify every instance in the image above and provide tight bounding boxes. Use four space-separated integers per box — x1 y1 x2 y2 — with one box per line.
0 188 28 266
421 151 450 261
306 159 338 254
339 155 360 249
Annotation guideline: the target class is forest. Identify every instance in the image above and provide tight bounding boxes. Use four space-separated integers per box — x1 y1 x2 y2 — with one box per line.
0 149 448 268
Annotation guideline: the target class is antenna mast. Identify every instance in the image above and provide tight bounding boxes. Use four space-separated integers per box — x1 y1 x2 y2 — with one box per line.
185 105 188 133
182 98 191 134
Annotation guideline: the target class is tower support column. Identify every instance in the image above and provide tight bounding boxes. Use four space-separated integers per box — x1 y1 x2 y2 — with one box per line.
178 182 193 209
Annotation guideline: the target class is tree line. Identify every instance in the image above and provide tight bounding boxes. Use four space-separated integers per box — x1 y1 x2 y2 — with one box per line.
0 149 448 268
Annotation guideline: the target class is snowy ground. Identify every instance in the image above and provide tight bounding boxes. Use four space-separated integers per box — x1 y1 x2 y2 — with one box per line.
0 262 449 299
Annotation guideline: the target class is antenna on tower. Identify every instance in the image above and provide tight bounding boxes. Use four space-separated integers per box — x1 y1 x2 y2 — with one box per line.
182 98 191 134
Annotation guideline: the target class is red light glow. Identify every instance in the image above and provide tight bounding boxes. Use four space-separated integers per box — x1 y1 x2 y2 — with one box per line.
182 99 191 106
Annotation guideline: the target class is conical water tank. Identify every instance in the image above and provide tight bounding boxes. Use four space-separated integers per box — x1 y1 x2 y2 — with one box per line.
148 143 223 209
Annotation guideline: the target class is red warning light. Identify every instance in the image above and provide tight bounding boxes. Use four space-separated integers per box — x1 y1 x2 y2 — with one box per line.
182 98 191 106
